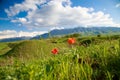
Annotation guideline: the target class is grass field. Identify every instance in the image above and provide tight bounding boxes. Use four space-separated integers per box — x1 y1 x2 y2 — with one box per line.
0 34 120 80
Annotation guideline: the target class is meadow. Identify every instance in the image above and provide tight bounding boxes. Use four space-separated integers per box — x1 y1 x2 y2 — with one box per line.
0 34 120 80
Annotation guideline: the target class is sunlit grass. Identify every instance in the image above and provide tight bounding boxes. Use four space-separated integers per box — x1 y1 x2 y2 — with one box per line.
0 34 120 80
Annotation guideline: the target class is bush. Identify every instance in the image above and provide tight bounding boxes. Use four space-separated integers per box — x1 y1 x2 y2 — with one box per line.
64 33 81 38
80 39 92 46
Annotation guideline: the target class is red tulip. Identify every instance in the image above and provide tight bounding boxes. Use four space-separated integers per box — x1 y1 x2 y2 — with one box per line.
68 38 76 45
51 48 58 54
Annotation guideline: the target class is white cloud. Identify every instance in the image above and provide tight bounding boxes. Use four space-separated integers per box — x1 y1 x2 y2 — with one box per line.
0 30 47 39
5 0 120 28
5 0 46 16
116 3 120 8
50 27 64 30
11 18 27 23
0 30 18 39
18 18 27 23
18 31 47 37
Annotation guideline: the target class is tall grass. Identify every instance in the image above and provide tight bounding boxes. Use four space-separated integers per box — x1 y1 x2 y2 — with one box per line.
0 35 120 80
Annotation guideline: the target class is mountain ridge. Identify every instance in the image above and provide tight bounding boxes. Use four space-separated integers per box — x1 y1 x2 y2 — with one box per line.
32 27 120 39
1 27 120 42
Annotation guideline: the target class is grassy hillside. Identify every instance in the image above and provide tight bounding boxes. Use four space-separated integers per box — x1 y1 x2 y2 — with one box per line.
0 34 120 80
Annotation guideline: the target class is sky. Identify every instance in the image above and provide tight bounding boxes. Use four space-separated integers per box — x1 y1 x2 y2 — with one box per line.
0 0 120 39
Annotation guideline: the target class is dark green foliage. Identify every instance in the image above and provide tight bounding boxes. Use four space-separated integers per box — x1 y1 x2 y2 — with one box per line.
106 55 120 79
97 34 101 37
63 33 81 38
7 42 19 48
80 39 92 46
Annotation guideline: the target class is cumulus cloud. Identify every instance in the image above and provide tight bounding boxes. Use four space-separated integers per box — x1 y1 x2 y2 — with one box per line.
0 30 47 39
116 3 120 8
5 0 46 16
11 18 27 23
50 27 64 30
5 0 120 28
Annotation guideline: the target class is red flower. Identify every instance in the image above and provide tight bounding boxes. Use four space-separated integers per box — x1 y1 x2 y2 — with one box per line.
68 38 76 45
51 48 58 54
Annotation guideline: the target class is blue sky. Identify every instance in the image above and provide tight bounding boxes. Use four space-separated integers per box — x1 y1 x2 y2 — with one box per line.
0 0 120 39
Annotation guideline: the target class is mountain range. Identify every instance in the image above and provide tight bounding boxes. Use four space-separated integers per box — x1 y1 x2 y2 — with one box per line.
1 27 120 42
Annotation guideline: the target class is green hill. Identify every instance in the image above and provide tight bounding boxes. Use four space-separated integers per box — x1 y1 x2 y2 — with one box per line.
0 39 68 64
0 34 120 80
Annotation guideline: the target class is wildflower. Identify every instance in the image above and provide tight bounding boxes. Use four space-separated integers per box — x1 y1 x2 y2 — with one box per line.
51 48 58 54
68 38 76 45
